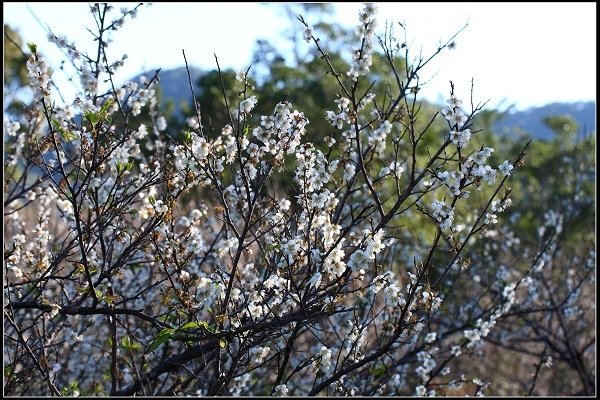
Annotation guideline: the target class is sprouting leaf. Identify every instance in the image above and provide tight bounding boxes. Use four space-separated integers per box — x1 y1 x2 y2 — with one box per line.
51 118 78 142
265 243 281 253
75 286 89 294
103 294 122 305
370 365 387 378
146 328 174 353
148 195 156 205
121 335 141 350
99 98 114 115
218 339 227 348
178 321 208 331
27 42 37 54
84 111 100 125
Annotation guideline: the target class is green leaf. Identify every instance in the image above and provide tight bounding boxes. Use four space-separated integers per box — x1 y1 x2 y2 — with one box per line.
121 335 141 350
178 321 207 331
84 111 100 125
103 294 121 305
99 98 114 115
370 365 387 378
218 339 227 348
148 195 156 205
146 328 173 353
27 42 37 54
62 131 77 142
266 243 281 253
51 118 77 142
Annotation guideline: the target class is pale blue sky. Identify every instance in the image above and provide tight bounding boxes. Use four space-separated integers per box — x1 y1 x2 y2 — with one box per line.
3 2 596 111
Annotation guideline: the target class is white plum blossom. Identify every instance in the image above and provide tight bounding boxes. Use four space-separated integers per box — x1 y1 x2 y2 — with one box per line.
313 346 333 373
49 304 62 318
449 128 471 148
303 25 314 42
343 162 356 181
234 96 258 120
156 116 167 131
235 70 247 82
347 3 377 81
425 332 437 343
430 199 455 230
279 199 291 211
273 384 289 396
498 160 514 176
26 53 51 100
249 346 271 365
441 95 468 129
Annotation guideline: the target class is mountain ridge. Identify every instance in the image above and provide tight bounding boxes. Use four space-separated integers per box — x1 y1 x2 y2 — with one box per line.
133 67 596 140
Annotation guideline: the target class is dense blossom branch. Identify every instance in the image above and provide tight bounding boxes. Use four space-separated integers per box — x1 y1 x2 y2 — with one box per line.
3 3 594 397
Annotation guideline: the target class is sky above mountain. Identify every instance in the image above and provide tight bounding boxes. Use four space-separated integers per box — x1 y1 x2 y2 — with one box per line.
3 2 596 111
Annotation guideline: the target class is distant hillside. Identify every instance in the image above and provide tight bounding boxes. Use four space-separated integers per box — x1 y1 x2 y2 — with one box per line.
493 101 595 141
132 67 595 140
133 66 202 116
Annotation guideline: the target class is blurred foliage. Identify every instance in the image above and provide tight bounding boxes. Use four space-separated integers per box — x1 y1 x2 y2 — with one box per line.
4 24 29 87
4 24 31 116
182 5 595 260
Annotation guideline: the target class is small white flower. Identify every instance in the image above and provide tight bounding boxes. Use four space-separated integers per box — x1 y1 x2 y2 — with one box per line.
179 270 190 281
250 346 271 365
279 199 291 211
154 200 168 213
273 384 289 396
303 25 313 43
313 346 332 373
451 345 462 356
156 116 167 131
425 332 437 343
239 96 258 113
49 304 62 318
235 70 246 82
498 160 514 176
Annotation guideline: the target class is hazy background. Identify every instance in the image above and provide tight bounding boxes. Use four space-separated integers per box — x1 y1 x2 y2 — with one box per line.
3 2 596 112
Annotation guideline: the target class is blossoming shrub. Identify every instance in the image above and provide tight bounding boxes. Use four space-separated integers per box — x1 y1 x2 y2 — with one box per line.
3 3 595 396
